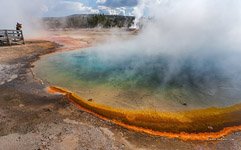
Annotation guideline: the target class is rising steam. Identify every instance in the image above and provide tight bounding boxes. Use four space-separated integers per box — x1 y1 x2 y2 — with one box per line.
0 0 46 37
33 0 241 135
132 0 161 29
81 0 241 103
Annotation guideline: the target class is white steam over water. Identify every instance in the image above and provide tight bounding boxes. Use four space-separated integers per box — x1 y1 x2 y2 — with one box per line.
33 0 241 110
100 0 241 66
132 0 241 52
90 0 241 99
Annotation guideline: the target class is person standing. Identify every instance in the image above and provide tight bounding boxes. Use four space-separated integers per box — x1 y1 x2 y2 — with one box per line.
16 22 22 30
16 23 22 37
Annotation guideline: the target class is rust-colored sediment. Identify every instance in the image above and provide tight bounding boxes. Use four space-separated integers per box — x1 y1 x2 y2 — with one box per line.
47 86 241 141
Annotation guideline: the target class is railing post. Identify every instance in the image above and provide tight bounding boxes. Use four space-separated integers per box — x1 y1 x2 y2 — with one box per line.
21 30 25 44
5 30 11 46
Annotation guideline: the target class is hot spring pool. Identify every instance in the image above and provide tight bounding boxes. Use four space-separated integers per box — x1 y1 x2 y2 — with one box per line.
33 47 241 137
34 47 241 111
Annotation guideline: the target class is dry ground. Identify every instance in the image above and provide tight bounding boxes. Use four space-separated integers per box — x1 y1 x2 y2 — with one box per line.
0 29 241 150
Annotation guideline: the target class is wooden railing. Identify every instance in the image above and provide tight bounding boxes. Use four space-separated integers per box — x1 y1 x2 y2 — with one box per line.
0 30 25 46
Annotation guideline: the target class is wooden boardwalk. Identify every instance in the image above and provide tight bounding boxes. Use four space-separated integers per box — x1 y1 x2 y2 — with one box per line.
0 30 25 46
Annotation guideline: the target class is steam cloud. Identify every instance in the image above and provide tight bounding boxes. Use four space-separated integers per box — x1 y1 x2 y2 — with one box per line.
0 0 46 37
83 0 241 99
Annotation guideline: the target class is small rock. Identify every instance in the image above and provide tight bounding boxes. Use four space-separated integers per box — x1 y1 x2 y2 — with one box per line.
48 135 55 140
88 99 93 102
7 74 18 82
19 104 25 108
64 127 70 132
43 108 53 112
42 141 47 146
208 126 214 130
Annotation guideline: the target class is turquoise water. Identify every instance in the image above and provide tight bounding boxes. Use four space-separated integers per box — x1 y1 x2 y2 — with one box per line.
34 47 241 111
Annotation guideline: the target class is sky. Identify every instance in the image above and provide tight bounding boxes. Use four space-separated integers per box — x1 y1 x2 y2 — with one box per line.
42 0 138 17
0 0 141 30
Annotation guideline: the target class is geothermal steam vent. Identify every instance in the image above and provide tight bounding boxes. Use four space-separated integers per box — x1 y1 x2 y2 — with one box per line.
34 45 241 138
33 1 241 139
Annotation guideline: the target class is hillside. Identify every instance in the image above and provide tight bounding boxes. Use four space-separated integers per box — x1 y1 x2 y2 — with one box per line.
42 14 135 29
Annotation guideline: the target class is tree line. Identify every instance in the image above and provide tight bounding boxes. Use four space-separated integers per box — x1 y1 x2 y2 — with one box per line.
43 14 135 29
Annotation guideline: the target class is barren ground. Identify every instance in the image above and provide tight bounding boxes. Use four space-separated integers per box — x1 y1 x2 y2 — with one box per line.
0 29 241 150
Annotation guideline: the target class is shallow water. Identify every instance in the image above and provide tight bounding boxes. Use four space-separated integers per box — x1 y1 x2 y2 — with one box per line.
34 47 241 112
